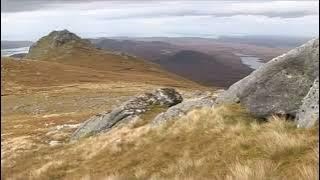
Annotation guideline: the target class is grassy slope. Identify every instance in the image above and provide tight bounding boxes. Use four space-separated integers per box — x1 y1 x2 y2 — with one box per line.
1 37 208 179
3 104 318 180
1 42 209 179
1 56 198 95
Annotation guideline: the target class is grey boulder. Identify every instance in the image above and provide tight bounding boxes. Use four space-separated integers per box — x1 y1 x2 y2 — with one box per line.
70 88 182 140
216 38 319 119
151 96 215 125
295 77 319 128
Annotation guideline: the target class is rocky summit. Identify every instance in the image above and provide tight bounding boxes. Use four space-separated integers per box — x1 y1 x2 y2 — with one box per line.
26 29 93 59
216 38 319 127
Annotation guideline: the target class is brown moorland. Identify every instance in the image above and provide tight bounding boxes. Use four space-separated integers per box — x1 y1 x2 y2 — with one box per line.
1 30 209 179
1 31 318 180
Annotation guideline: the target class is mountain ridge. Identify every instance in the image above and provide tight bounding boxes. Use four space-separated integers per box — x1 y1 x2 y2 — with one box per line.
3 30 203 96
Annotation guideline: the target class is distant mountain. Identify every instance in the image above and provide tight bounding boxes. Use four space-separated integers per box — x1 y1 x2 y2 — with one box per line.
217 35 312 48
111 36 291 62
88 38 182 62
114 36 311 49
90 37 254 87
157 50 252 87
1 41 33 49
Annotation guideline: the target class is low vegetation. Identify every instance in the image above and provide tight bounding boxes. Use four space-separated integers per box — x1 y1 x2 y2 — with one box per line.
3 104 318 180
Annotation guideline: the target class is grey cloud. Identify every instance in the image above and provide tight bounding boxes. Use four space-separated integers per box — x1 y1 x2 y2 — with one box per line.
213 11 317 18
1 0 99 12
2 0 318 12
2 0 53 12
2 0 161 12
99 11 316 20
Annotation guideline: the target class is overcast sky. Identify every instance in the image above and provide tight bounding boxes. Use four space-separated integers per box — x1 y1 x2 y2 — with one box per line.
1 0 319 40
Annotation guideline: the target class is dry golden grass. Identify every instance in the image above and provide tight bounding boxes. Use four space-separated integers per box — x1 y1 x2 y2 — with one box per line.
2 38 213 180
1 57 201 96
2 104 318 180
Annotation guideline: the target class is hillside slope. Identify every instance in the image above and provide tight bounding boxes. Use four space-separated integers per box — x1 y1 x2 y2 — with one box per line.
157 50 252 87
90 38 254 87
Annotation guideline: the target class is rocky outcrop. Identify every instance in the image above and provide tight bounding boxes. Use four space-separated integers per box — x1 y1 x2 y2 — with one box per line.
50 30 83 47
216 38 319 120
70 88 182 140
296 77 319 128
151 96 215 125
26 29 93 59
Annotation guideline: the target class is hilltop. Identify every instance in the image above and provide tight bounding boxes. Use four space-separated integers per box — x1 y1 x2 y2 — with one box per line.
25 30 94 59
3 30 201 95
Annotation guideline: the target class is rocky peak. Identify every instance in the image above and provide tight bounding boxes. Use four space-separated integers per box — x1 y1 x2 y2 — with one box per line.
46 29 82 47
26 29 92 59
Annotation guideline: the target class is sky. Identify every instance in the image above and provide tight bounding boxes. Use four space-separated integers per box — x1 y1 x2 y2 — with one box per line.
1 0 319 41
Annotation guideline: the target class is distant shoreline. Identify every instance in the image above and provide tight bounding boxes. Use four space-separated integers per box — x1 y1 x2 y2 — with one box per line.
1 47 30 57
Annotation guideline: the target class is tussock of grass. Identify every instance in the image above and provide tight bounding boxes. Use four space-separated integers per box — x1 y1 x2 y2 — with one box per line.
3 104 318 180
